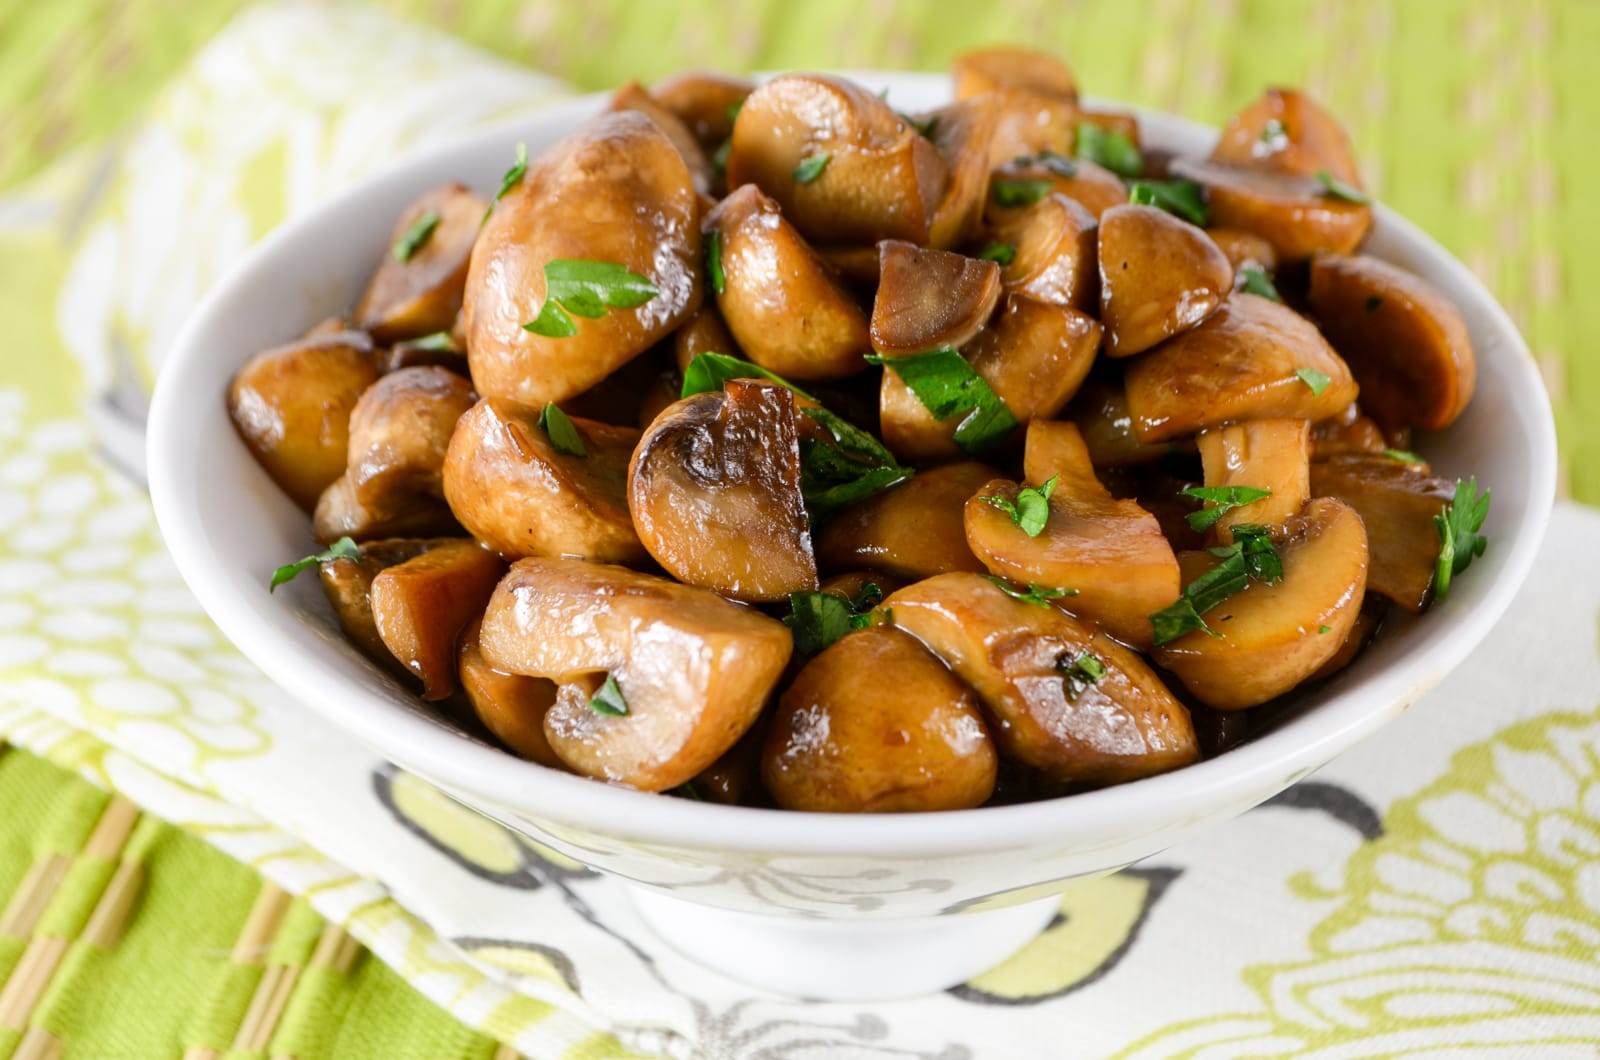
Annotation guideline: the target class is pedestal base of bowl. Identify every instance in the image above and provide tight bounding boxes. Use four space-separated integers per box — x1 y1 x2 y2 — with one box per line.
628 886 1058 1001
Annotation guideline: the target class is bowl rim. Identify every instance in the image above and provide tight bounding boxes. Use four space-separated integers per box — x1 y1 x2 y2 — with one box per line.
147 74 1558 856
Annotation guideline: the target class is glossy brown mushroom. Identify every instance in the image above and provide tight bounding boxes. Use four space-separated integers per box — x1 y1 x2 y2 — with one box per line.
1168 158 1372 260
1194 418 1311 541
1123 293 1357 443
609 81 715 195
458 616 563 768
1208 227 1279 274
817 461 994 580
1061 381 1184 468
317 537 444 668
988 193 1099 311
1098 203 1234 356
991 156 1127 220
370 539 505 701
869 241 1001 355
919 95 1000 248
650 71 753 150
1307 253 1476 433
951 46 1078 164
356 183 487 343
1309 453 1456 613
671 304 740 374
462 111 701 407
1212 88 1362 187
629 379 817 602
478 558 792 791
1310 402 1387 457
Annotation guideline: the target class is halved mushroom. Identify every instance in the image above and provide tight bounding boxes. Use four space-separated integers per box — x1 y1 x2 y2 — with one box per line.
817 461 995 579
870 241 1001 355
371 539 506 700
879 296 1101 461
952 46 1078 164
314 366 475 542
650 71 753 150
1307 253 1476 433
1207 227 1279 274
317 537 444 667
458 616 563 767
1309 453 1455 612
1212 88 1362 187
629 379 817 602
1168 158 1371 260
920 95 1000 248
228 331 378 511
1061 380 1184 468
441 398 646 564
1154 497 1368 710
704 184 870 380
1310 402 1387 457
991 156 1127 220
1098 203 1233 356
988 193 1099 311
886 573 1198 785
462 111 701 407
1123 293 1357 443
1194 418 1311 540
609 81 715 195
965 421 1180 647
356 183 486 343
478 558 792 790
762 625 998 812
725 74 947 246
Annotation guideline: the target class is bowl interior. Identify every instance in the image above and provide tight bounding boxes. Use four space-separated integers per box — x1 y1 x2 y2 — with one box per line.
147 73 1556 857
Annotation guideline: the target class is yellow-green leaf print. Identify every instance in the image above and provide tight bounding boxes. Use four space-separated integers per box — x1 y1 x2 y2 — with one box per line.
1116 710 1600 1057
456 937 581 994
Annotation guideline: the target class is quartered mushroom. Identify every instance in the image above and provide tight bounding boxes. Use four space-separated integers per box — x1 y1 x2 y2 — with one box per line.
725 73 948 246
370 539 506 701
763 625 998 812
817 461 995 580
951 46 1078 164
988 192 1099 311
477 558 793 790
1154 497 1369 710
1123 293 1357 443
991 155 1127 220
1194 418 1311 540
629 379 818 602
1212 87 1363 187
228 331 378 511
313 366 475 541
917 95 1000 248
457 615 563 768
316 537 445 667
462 110 701 407
964 421 1181 647
869 241 1001 355
1310 453 1456 613
886 573 1199 785
1307 252 1476 433
1169 158 1371 260
441 398 647 564
356 183 487 343
1098 203 1234 356
703 184 871 380
649 71 753 150
609 81 715 196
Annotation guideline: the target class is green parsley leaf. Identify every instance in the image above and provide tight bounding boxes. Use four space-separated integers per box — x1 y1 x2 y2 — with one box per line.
986 577 1077 608
900 112 938 138
408 331 457 352
784 583 890 655
1315 169 1370 204
680 352 816 401
866 349 1018 454
991 178 1053 207
794 152 830 183
978 242 1016 265
1259 118 1287 147
674 780 705 801
589 673 628 716
1432 477 1490 603
269 536 359 593
1382 448 1426 464
1295 367 1332 395
712 138 732 175
1238 265 1282 302
392 210 440 263
799 407 913 520
983 475 1058 538
725 99 744 124
1058 650 1107 698
524 259 658 337
803 463 913 520
705 229 726 295
1150 597 1211 645
524 300 576 337
1318 625 1333 634
482 142 528 223
538 403 585 457
1181 484 1273 532
1075 122 1143 178
801 406 898 468
1364 294 1384 312
1230 524 1284 584
1127 179 1208 226
1149 527 1284 644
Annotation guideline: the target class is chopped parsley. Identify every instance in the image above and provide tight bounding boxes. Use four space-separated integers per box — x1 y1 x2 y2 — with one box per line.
1181 484 1273 532
1059 650 1107 698
1432 477 1490 603
407 331 457 352
991 178 1053 207
866 348 1018 454
1295 367 1333 396
1238 265 1282 302
1318 625 1333 634
392 210 440 263
482 142 528 223
1150 524 1283 645
1382 448 1425 465
799 406 914 520
1075 122 1143 178
1315 169 1370 204
680 352 815 402
783 582 889 656
978 242 1016 265
794 152 830 183
1127 179 1208 226
987 577 1077 608
269 536 359 592
1259 118 1288 148
523 259 659 338
538 402 585 457
589 674 628 716
705 229 726 295
982 475 1058 538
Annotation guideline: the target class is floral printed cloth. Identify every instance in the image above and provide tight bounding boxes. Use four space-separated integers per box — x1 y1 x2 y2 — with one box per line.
2 3 1596 1056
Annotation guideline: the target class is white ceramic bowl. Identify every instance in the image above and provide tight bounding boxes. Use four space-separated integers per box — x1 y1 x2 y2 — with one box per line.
147 73 1556 1000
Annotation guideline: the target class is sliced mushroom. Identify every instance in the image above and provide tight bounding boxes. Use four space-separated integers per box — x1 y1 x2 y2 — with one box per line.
919 95 1000 248
609 81 715 195
1169 158 1372 260
629 379 817 602
817 461 995 579
1307 252 1476 433
356 183 486 343
1211 88 1362 187
650 71 753 150
762 625 998 812
725 74 947 246
886 573 1198 785
441 398 646 563
463 111 701 407
313 366 475 542
370 539 506 701
870 241 1001 355
991 156 1127 220
951 46 1078 164
1208 227 1279 274
458 615 563 767
880 296 1101 461
1123 293 1357 443
317 537 444 667
1062 380 1184 467
228 331 378 511
1310 402 1387 457
478 558 792 790
1309 453 1455 613
965 421 1180 647
1194 418 1311 540
1154 497 1368 710
1098 203 1233 356
988 192 1099 311
704 184 870 380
